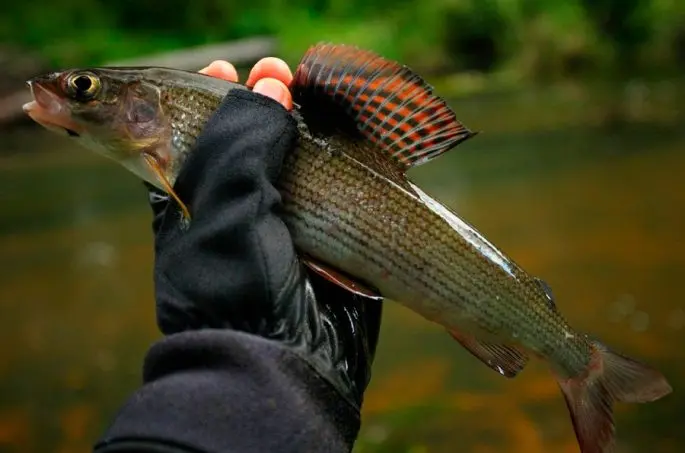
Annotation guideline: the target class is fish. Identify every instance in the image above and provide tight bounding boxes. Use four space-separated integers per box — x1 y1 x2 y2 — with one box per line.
23 43 672 453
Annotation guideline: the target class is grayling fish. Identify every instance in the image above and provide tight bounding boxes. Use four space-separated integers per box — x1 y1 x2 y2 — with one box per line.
23 43 672 453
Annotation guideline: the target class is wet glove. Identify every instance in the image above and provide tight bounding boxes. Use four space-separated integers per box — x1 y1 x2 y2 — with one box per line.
94 89 383 453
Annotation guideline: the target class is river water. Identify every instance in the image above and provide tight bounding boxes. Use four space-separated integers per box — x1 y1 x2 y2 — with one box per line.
1 79 684 453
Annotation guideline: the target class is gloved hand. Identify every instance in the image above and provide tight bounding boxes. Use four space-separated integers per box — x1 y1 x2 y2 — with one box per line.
94 59 383 453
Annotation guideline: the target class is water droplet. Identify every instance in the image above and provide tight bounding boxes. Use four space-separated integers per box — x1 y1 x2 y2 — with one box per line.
172 132 184 149
630 311 650 332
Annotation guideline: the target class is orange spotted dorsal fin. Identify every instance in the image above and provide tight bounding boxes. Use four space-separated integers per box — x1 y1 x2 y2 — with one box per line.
291 43 477 171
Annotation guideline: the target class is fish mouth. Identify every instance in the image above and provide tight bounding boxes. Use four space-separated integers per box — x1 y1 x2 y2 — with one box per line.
23 78 82 138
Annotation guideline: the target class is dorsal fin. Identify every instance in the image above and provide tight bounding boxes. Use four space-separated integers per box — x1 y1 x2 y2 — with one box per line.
291 43 477 171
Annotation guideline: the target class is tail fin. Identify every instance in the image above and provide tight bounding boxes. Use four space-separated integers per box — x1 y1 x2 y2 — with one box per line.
556 340 672 453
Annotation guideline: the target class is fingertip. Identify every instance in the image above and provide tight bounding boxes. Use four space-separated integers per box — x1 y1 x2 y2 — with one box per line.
199 60 239 82
246 57 293 88
253 78 293 110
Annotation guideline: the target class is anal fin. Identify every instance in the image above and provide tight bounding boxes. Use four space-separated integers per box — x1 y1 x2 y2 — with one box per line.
448 329 529 378
302 257 383 301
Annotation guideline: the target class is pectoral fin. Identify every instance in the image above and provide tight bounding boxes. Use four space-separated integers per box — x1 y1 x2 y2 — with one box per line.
301 257 383 301
448 329 529 378
142 152 191 221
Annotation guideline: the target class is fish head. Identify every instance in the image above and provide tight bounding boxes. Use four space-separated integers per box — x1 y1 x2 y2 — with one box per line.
23 68 171 187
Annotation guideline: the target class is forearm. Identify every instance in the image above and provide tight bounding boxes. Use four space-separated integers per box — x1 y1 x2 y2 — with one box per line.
95 85 379 453
94 329 359 453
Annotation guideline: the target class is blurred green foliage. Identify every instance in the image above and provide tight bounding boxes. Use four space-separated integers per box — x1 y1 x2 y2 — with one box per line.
2 0 684 81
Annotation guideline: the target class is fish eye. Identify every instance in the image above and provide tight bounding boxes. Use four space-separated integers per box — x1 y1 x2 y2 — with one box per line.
66 72 101 100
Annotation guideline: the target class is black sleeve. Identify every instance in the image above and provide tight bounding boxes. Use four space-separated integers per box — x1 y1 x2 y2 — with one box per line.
93 91 360 453
151 89 300 336
92 331 358 453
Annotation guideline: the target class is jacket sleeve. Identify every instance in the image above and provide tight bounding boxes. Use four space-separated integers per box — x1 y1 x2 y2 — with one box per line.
92 330 359 453
150 89 301 336
93 90 361 453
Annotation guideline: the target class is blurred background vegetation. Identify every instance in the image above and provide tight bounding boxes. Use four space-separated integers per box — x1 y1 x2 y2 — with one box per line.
3 0 684 84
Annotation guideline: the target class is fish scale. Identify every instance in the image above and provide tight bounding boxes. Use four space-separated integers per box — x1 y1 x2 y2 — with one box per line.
164 85 224 181
280 125 568 353
23 42 672 453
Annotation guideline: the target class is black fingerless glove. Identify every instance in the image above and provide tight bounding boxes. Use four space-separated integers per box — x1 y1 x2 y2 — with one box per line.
94 90 383 453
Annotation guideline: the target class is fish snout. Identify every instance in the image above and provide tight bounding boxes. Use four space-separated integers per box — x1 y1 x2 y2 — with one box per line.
23 72 84 137
25 73 65 114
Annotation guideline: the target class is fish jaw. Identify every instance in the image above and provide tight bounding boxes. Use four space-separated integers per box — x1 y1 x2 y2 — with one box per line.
24 95 161 188
23 77 84 137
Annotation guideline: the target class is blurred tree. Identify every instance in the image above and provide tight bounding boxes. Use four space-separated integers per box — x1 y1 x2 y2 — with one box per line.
579 0 653 72
1 0 683 80
441 0 507 72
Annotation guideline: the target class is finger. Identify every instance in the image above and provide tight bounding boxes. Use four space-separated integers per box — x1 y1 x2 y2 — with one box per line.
199 61 239 82
246 57 293 88
253 78 293 110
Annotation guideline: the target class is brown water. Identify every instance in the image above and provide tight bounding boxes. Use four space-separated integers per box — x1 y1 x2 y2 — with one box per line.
1 80 684 453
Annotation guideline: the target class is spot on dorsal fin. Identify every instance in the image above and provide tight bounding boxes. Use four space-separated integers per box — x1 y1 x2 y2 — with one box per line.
291 43 477 171
535 277 557 311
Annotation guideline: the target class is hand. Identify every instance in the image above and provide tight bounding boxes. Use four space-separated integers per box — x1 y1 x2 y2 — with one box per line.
199 58 294 110
96 57 382 453
146 57 294 225
146 56 383 417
